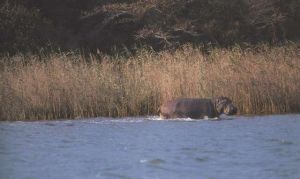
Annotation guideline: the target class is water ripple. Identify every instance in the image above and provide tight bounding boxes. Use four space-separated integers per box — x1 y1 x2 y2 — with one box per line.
195 157 209 162
140 158 166 165
1 114 300 179
266 138 294 145
97 172 132 179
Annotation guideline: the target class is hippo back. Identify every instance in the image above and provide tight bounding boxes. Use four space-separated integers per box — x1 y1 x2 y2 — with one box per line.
159 98 218 119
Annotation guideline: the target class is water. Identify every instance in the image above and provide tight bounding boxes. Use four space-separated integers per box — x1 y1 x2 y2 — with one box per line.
1 114 300 179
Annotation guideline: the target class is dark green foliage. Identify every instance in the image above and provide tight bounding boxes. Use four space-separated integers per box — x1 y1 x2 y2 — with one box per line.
12 0 97 27
179 0 251 44
160 0 299 45
0 2 50 53
278 0 300 40
0 0 99 54
0 0 299 54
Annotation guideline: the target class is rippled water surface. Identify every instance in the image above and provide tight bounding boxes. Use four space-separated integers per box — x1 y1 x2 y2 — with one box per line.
1 114 300 179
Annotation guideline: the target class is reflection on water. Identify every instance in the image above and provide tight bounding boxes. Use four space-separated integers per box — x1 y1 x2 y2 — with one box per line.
0 114 300 179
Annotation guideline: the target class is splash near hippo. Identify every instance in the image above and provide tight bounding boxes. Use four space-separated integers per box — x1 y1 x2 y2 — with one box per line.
158 97 237 119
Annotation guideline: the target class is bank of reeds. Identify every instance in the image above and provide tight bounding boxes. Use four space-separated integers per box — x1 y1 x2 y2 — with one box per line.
0 45 299 120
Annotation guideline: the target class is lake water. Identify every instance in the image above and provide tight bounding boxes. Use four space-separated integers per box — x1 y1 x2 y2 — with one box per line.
1 114 300 179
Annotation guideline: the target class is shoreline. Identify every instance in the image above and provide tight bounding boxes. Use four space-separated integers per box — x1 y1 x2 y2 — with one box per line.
1 113 300 122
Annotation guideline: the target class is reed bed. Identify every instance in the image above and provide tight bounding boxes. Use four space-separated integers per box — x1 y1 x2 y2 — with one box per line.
0 45 299 120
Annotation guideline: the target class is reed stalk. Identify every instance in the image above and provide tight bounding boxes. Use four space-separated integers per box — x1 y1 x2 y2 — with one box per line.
0 45 299 120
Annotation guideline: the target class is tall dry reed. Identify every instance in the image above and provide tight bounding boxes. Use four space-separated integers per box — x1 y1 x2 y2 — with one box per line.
0 45 299 120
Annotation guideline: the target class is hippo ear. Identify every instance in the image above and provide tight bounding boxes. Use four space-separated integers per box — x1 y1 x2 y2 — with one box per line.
216 96 232 104
213 96 224 105
215 102 224 114
212 97 221 113
214 96 229 114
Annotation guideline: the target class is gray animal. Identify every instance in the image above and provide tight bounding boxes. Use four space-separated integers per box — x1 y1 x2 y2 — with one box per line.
158 96 237 119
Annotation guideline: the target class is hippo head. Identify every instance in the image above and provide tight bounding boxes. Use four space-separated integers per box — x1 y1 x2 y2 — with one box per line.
213 96 237 115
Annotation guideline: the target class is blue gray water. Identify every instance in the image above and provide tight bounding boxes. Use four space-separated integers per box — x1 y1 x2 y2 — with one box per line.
1 114 300 179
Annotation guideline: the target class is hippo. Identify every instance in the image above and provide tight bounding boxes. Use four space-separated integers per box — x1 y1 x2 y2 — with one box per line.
158 96 237 119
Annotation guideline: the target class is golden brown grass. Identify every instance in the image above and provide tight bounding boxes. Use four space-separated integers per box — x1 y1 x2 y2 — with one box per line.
0 44 299 120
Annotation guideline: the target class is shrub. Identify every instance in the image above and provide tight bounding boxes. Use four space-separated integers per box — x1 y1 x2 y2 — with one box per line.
14 0 98 27
0 1 50 53
187 0 250 44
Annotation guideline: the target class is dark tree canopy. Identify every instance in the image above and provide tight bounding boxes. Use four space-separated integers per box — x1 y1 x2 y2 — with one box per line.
0 0 299 54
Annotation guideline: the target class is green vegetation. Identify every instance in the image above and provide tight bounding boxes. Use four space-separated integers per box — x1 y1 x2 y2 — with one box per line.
0 0 299 54
0 45 299 120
